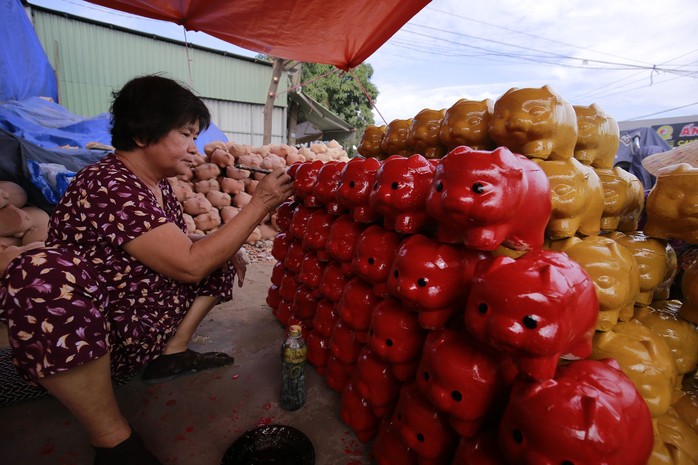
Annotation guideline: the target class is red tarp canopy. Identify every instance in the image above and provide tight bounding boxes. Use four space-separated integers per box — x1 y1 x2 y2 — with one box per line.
85 0 431 70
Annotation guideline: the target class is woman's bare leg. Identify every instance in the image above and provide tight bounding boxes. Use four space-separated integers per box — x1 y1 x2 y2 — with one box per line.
37 355 130 448
162 295 219 354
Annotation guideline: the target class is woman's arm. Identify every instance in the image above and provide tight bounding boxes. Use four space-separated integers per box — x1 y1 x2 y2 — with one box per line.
123 168 292 283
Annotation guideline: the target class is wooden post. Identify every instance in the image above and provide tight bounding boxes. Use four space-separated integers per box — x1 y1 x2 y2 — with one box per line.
263 57 285 145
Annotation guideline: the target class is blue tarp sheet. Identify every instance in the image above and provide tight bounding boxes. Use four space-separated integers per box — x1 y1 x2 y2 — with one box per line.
0 0 58 102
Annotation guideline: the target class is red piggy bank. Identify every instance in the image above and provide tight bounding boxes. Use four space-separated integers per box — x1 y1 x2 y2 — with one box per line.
319 260 351 303
369 296 428 381
354 347 402 418
387 234 488 329
464 249 598 381
273 198 299 232
499 358 653 465
452 429 508 465
288 204 317 240
372 417 419 465
392 383 459 465
297 251 324 291
292 160 324 206
291 284 320 321
283 239 305 274
326 214 368 274
306 330 330 375
325 354 355 393
336 156 382 223
340 380 381 443
352 225 404 298
336 276 381 342
271 231 293 262
425 146 551 251
313 160 347 215
369 154 436 234
416 329 504 438
301 208 335 261
311 298 339 339
329 318 365 366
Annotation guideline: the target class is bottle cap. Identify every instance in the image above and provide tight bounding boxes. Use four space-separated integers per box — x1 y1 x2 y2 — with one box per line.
289 325 303 337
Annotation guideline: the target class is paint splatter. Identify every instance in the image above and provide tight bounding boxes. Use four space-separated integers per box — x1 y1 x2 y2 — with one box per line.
263 402 272 410
166 399 176 406
186 426 194 433
232 374 239 380
256 417 273 426
174 434 186 442
39 441 55 456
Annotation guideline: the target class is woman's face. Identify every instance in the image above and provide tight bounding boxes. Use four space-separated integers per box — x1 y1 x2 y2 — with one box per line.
146 121 200 179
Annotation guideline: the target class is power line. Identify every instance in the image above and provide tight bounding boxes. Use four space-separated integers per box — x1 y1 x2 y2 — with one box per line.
626 101 698 120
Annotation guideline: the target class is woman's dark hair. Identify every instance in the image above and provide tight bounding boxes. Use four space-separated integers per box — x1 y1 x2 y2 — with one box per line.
110 74 211 150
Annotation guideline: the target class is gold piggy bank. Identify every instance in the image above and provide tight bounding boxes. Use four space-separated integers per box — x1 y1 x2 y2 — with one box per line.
439 98 495 151
381 118 413 157
573 103 620 169
358 125 387 160
489 85 578 161
408 108 447 159
644 163 698 244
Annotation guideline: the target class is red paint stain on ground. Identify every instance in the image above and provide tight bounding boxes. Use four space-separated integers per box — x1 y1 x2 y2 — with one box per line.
174 434 186 441
166 399 177 406
231 374 239 380
39 441 55 456
263 402 272 410
257 417 273 426
209 396 217 401
186 426 194 433
346 461 362 465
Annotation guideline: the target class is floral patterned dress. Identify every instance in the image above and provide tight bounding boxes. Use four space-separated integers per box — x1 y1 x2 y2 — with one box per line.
0 154 234 383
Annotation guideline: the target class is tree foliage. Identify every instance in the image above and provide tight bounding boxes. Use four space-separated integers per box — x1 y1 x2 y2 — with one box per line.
299 62 378 149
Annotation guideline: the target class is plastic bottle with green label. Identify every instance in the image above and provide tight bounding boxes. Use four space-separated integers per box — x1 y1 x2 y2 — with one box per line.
280 325 307 411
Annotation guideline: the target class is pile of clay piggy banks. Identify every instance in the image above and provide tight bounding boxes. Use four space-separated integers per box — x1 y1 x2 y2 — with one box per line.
267 85 698 465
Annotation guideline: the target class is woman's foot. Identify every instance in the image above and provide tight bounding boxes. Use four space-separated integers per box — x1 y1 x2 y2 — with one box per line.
93 431 162 465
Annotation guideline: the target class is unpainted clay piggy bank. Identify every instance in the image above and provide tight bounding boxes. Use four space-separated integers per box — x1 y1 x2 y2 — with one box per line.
318 259 351 303
292 160 325 207
381 118 414 157
372 417 419 465
325 214 367 273
644 163 698 244
573 103 620 168
336 276 380 342
606 231 671 306
313 160 347 215
340 380 381 443
354 347 402 418
358 125 388 160
415 329 504 438
489 85 578 161
425 146 551 251
635 300 698 378
369 296 428 381
464 249 599 381
387 234 488 329
681 258 698 324
369 154 436 234
592 318 677 417
536 157 604 239
352 224 403 298
392 382 459 465
335 157 382 223
595 166 645 232
648 406 698 464
499 358 653 465
548 235 640 331
439 98 495 151
408 108 447 159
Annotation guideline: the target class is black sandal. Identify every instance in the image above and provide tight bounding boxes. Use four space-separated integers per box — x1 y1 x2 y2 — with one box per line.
141 349 235 384
93 431 162 465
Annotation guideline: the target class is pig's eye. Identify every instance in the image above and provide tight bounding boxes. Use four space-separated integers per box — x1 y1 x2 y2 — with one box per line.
349 181 355 188
417 277 427 287
472 182 485 194
385 338 393 347
368 257 375 265
393 269 399 278
422 371 430 381
416 433 425 442
436 181 443 192
373 182 379 190
451 391 462 402
391 181 399 189
512 429 524 444
478 303 488 314
522 315 538 329
561 461 575 465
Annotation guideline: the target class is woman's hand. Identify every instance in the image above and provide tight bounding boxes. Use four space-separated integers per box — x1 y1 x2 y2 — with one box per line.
250 168 293 213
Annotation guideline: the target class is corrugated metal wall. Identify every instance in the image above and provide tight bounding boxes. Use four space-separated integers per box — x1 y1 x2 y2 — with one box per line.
30 7 287 145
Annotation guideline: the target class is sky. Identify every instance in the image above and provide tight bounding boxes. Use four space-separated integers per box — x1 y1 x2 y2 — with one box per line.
27 0 698 127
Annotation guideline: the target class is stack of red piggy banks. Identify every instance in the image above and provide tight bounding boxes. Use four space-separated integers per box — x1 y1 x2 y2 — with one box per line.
266 147 654 465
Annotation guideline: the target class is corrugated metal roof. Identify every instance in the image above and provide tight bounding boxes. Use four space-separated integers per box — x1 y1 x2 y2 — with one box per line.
30 7 288 117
